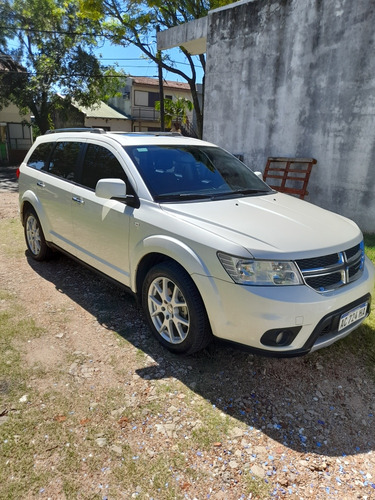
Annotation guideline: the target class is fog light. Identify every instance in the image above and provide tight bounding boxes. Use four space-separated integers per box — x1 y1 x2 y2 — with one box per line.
275 331 288 344
261 327 301 347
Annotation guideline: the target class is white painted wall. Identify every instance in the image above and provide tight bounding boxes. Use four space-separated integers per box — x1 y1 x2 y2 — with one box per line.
203 0 375 232
0 102 29 122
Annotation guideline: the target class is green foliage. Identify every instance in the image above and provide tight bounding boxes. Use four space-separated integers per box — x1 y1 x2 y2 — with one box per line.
0 0 126 133
155 97 193 128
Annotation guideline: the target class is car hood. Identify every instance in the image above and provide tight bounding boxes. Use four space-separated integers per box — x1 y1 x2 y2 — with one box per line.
160 193 362 259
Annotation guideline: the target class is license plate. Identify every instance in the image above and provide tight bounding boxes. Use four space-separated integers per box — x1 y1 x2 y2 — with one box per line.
338 302 368 331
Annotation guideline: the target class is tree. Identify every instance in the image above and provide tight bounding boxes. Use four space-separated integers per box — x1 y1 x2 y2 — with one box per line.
0 0 125 134
155 96 193 130
79 0 235 138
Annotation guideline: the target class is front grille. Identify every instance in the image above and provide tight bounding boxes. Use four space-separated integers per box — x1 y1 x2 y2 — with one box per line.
296 242 365 293
306 272 342 290
297 253 339 270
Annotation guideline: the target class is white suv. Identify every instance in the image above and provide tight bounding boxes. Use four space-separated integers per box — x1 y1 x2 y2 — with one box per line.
18 129 374 356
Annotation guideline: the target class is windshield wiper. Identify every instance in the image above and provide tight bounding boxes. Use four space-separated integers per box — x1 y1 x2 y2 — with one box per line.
155 189 271 202
155 193 213 202
210 189 271 199
231 189 271 195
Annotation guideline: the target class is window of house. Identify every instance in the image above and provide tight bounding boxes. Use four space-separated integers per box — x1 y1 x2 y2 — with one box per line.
8 123 33 151
80 144 127 190
48 142 82 180
27 142 54 171
134 90 171 107
134 91 149 107
147 92 160 108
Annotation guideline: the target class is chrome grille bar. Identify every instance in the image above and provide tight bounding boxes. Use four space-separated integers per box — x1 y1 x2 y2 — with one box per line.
296 242 365 293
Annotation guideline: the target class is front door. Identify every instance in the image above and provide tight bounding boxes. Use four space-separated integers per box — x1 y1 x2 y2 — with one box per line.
71 143 132 287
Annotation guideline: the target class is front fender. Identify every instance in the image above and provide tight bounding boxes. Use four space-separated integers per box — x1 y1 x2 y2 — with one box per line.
130 234 212 292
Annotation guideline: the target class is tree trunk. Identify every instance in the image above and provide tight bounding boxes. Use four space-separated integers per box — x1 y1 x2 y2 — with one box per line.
187 82 203 139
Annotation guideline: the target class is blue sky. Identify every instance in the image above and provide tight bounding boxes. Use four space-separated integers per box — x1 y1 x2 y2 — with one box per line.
94 41 204 84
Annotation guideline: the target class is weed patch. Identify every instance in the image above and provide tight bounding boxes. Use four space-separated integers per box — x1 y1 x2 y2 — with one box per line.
0 218 24 258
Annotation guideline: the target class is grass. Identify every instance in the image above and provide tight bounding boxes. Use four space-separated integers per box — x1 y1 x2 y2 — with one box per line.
0 298 48 498
365 233 375 262
0 218 24 257
364 233 375 334
111 452 184 499
243 474 272 498
191 403 233 449
0 303 43 399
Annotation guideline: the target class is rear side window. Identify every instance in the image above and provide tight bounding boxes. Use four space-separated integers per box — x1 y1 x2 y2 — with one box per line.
27 142 54 170
80 144 127 190
48 142 82 180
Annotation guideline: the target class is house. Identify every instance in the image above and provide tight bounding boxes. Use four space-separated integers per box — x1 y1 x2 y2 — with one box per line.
53 99 132 132
0 103 33 165
54 76 197 135
0 55 33 165
157 0 375 233
108 76 197 134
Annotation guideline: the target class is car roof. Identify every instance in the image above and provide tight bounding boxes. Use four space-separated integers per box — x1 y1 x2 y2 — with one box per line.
39 129 216 148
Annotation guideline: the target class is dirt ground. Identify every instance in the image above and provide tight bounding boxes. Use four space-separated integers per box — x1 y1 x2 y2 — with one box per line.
1 168 375 499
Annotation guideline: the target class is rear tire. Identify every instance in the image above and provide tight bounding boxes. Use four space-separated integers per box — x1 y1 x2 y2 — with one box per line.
142 261 212 354
24 208 51 261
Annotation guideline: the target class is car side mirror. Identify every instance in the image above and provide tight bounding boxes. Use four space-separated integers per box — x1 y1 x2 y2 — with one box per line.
95 178 139 207
95 179 133 200
96 178 127 199
254 171 263 180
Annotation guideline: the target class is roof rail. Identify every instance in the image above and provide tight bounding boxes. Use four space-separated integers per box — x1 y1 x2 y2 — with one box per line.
110 131 182 137
45 128 106 135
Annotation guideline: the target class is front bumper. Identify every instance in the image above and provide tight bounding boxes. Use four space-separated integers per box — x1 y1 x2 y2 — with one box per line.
192 257 374 356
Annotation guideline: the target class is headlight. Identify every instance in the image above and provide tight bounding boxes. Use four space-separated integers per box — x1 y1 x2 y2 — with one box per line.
217 252 303 286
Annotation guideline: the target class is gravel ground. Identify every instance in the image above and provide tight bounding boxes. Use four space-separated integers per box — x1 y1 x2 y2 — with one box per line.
1 166 375 499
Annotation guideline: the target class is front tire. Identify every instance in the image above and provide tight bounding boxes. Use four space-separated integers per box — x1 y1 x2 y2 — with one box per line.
24 208 51 261
142 261 212 354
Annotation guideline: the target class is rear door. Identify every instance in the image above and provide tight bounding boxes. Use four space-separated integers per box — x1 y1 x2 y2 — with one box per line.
36 140 84 253
71 142 133 286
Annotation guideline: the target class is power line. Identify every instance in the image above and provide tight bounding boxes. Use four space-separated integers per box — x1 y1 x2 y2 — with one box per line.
0 67 192 81
0 25 105 37
99 58 201 68
0 69 128 78
0 54 201 70
99 58 149 61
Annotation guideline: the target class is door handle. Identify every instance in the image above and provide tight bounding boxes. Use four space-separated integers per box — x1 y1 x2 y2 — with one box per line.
36 181 45 188
72 196 85 204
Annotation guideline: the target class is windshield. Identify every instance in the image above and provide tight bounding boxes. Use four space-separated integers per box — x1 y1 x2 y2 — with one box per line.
124 145 272 201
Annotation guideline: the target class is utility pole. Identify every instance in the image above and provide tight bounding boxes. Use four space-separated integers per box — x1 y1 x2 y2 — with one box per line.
156 25 165 132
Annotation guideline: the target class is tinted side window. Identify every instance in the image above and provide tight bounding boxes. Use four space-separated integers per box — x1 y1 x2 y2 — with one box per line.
80 144 127 190
48 142 82 180
27 142 54 171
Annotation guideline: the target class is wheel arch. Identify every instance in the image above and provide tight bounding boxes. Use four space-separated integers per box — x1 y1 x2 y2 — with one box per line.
135 252 171 301
22 200 52 260
132 235 211 301
20 191 49 233
20 200 35 225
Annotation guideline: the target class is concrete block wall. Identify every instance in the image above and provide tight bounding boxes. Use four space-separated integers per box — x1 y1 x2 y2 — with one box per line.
204 0 375 232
